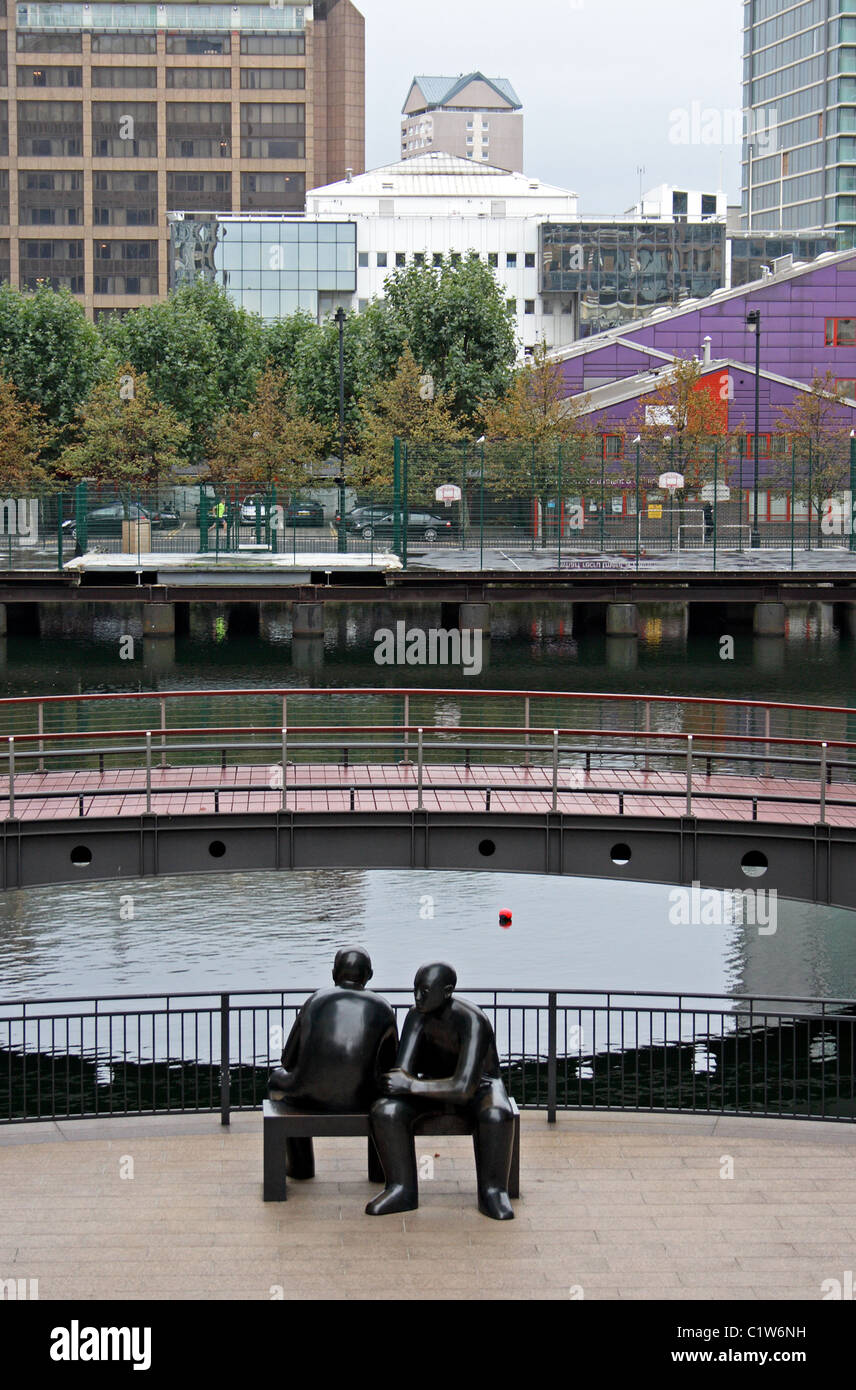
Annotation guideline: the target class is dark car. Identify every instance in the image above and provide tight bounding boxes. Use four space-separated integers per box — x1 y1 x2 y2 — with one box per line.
345 510 455 543
62 501 151 542
150 503 181 530
336 504 392 528
281 500 325 528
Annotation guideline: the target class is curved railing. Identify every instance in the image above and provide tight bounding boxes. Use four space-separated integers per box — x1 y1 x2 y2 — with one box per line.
2 687 856 822
1 986 853 1125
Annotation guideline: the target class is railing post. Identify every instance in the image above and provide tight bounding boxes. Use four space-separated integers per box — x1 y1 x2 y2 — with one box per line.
7 736 14 819
524 695 531 768
643 700 651 773
160 697 167 769
145 731 152 813
281 727 288 811
403 693 410 764
417 727 424 810
686 733 693 816
764 706 771 779
37 701 44 774
220 993 231 1126
551 729 559 811
547 991 557 1123
819 742 827 825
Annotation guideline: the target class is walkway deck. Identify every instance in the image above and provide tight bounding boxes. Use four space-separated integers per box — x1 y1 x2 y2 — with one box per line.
6 763 855 826
2 1111 854 1300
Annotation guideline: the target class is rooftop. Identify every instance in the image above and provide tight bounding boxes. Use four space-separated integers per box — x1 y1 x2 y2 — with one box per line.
308 153 577 202
405 73 522 112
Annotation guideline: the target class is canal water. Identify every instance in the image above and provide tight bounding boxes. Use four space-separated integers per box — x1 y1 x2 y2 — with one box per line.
1 604 855 1002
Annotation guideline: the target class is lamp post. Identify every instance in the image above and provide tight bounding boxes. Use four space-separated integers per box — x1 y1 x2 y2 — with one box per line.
746 308 761 548
334 306 347 553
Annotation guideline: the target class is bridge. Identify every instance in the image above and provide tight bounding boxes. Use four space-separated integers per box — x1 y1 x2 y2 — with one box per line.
1 687 855 906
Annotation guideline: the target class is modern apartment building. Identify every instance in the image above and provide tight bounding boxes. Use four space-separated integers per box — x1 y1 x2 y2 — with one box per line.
400 74 523 172
741 0 856 241
0 0 365 316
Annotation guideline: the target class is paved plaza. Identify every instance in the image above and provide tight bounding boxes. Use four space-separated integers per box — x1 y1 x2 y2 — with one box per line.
1 1111 854 1301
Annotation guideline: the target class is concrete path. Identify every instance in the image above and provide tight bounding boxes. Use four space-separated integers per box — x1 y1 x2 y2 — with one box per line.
1 1111 854 1301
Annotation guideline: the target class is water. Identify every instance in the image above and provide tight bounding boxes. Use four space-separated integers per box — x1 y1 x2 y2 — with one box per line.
1 608 856 1001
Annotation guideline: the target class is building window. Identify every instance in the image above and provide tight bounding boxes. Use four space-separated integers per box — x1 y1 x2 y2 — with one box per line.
239 172 304 211
19 170 82 227
395 252 405 266
167 171 230 212
414 252 425 265
92 239 158 296
240 35 305 55
240 68 305 90
701 194 717 216
93 170 157 227
91 34 157 54
826 317 856 345
168 103 231 159
432 252 443 266
524 299 535 314
506 253 517 268
167 35 230 56
240 102 305 159
17 33 82 53
836 378 856 397
488 252 498 267
17 66 82 87
92 102 156 158
358 251 369 267
525 252 536 269
450 252 461 265
17 101 83 158
19 239 84 294
603 435 624 458
166 68 231 90
376 251 388 267
91 67 157 88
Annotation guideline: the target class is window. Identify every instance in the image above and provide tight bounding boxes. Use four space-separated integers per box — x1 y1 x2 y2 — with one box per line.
239 172 304 211
19 239 84 294
93 171 157 227
240 102 305 159
358 251 369 267
826 317 856 345
836 378 856 398
168 102 231 158
488 252 498 267
240 35 305 55
603 435 624 458
17 100 83 158
91 34 156 53
701 194 717 216
167 171 230 212
376 251 387 268
524 299 535 314
525 252 536 269
432 252 443 266
92 239 158 296
166 68 231 89
92 67 157 88
450 252 461 265
167 35 230 56
92 102 156 157
746 434 772 457
19 169 82 227
413 252 425 265
17 66 82 87
395 252 405 266
240 68 305 90
506 252 517 268
17 33 82 53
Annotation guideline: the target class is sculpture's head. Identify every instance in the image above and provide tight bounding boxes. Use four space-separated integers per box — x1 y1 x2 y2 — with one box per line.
413 962 456 1014
332 947 373 990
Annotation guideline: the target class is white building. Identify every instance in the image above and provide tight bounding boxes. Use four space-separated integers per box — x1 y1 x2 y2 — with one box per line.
624 184 729 221
306 152 579 355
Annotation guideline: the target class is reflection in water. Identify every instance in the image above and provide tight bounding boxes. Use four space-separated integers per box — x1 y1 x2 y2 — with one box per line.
0 870 855 1002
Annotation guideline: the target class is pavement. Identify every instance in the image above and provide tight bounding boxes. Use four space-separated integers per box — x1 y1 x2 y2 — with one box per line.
1 1110 854 1301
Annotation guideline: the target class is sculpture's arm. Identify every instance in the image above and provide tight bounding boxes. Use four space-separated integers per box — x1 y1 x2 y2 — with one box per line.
280 1012 302 1070
392 1011 421 1074
375 1022 400 1081
404 1020 483 1103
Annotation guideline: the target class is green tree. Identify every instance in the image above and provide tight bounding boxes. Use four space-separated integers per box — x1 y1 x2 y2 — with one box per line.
357 345 462 490
205 368 325 495
382 253 517 424
0 284 104 452
100 282 265 463
627 356 732 491
771 371 853 543
58 366 190 492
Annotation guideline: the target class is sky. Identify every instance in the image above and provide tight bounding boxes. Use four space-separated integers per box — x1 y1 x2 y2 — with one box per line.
357 0 745 213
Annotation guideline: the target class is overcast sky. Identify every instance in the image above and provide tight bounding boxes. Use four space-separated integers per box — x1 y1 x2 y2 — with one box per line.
357 0 745 212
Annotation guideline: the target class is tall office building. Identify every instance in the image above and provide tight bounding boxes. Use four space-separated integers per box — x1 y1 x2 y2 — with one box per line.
401 74 522 172
0 0 365 317
742 0 856 241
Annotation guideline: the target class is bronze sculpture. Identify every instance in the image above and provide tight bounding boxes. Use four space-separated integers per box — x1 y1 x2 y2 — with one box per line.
268 947 398 1179
366 962 516 1220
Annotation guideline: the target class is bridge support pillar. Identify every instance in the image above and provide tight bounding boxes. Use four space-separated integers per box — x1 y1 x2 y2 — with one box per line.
459 602 491 634
143 602 175 638
0 603 5 638
292 601 324 638
753 602 785 637
606 603 638 637
292 636 324 674
841 603 856 640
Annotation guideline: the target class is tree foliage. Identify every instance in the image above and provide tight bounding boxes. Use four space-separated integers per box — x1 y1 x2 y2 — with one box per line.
0 375 54 489
627 357 732 490
58 365 190 491
0 285 104 451
356 345 462 489
205 368 325 493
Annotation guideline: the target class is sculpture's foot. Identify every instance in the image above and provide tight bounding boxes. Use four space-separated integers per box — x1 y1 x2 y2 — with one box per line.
365 1185 418 1216
269 1089 285 1101
478 1188 514 1221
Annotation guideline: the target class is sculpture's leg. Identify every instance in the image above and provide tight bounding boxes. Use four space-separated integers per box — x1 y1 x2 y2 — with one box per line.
365 1098 419 1215
472 1080 515 1221
285 1137 315 1181
267 1067 290 1101
367 1134 385 1184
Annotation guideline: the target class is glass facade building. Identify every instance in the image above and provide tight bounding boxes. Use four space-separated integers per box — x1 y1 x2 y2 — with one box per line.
169 213 356 322
0 0 366 315
742 0 856 241
540 222 726 339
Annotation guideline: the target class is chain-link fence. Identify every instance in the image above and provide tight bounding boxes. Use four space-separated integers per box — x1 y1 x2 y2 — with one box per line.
2 434 855 570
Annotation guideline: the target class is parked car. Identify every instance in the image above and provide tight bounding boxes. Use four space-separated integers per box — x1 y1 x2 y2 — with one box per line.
335 504 392 528
345 510 455 543
149 502 181 530
281 500 325 528
62 501 151 542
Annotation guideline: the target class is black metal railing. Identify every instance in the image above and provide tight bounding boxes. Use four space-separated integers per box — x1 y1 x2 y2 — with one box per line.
2 987 853 1126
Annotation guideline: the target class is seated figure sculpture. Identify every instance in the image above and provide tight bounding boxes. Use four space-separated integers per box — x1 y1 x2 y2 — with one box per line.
268 947 398 1179
366 962 515 1221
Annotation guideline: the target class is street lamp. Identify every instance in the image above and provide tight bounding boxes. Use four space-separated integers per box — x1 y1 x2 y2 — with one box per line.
334 306 347 553
746 308 761 548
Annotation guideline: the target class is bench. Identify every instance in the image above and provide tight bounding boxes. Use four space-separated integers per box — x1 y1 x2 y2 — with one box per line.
263 1097 520 1203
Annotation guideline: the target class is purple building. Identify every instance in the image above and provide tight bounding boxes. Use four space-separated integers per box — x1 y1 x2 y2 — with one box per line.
552 248 856 490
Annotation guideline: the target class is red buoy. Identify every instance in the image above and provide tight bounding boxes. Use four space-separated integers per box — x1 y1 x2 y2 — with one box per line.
499 910 512 928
